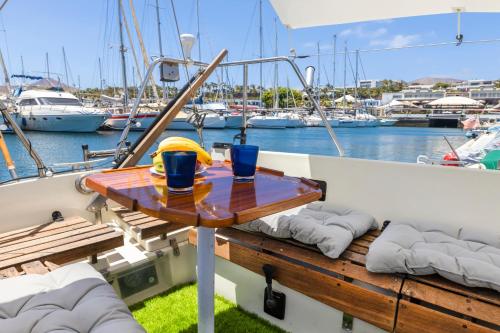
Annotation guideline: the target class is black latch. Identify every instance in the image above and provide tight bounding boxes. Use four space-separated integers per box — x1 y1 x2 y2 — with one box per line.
262 264 286 320
51 211 64 222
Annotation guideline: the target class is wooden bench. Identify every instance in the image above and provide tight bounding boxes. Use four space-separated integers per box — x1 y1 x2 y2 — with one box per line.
0 216 123 271
189 227 403 332
0 260 60 278
188 227 500 333
113 207 191 251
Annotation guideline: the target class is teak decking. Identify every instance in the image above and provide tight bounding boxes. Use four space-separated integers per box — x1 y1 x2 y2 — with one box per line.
189 228 500 333
0 216 123 272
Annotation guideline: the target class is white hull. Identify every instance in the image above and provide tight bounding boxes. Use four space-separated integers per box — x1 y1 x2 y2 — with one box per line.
328 119 340 127
166 119 195 130
17 113 108 132
286 118 306 128
104 113 158 130
203 115 226 129
247 116 287 129
379 119 397 126
338 119 357 128
225 115 243 128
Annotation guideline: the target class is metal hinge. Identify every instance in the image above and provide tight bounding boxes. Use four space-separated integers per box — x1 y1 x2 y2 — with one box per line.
170 238 180 256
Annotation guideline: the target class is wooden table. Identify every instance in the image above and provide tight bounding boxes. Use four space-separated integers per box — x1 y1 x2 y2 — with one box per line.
86 161 322 333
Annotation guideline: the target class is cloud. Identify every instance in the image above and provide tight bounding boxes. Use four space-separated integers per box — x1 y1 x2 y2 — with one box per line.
339 26 387 39
369 34 420 48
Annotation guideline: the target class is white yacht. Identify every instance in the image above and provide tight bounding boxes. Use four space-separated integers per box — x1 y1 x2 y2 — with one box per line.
15 90 109 132
225 111 244 129
247 114 288 129
105 111 158 130
304 114 323 127
277 112 306 128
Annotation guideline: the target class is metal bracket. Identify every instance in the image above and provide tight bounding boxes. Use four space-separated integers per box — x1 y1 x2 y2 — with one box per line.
342 313 353 332
170 238 180 256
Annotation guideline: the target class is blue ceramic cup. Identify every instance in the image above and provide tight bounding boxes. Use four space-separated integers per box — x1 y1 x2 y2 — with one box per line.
162 151 197 193
230 144 259 181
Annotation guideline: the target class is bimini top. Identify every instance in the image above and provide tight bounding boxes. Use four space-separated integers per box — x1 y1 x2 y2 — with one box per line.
269 0 500 29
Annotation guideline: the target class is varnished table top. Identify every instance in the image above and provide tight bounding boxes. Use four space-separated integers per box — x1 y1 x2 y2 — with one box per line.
86 161 322 228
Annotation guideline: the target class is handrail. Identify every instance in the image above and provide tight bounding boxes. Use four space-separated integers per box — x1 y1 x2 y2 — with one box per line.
0 101 48 177
219 56 344 156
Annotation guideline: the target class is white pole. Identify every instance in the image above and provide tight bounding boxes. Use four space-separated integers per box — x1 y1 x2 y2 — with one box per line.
197 227 215 333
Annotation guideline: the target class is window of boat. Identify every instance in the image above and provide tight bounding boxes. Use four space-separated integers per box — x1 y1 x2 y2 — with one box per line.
19 99 38 106
38 97 83 106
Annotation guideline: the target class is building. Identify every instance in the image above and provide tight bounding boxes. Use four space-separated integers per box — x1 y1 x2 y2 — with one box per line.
359 80 383 89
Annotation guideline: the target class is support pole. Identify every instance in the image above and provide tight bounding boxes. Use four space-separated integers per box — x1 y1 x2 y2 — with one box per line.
197 227 215 333
117 0 129 113
240 64 248 144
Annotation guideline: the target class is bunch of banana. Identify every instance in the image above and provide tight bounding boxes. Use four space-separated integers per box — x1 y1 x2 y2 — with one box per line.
151 137 212 174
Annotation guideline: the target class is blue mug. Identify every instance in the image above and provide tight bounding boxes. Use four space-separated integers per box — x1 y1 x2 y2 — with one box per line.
230 144 259 181
162 151 197 193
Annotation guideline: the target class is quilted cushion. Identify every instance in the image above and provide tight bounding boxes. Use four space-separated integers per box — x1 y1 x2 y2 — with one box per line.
0 263 145 333
366 220 500 292
236 202 378 258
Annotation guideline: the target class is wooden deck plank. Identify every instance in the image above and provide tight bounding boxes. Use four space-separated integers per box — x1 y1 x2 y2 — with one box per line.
351 238 372 248
346 243 368 255
21 261 49 275
0 217 91 246
340 250 366 265
139 220 188 239
0 266 20 278
0 224 111 255
44 261 59 271
0 231 123 270
396 300 498 333
412 275 500 307
0 226 115 262
402 279 500 326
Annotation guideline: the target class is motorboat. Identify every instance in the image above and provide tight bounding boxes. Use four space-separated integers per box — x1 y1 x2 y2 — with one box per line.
379 118 397 126
15 90 109 132
247 114 287 129
104 111 158 130
202 113 226 129
304 114 323 127
225 111 244 129
338 116 357 128
277 112 306 128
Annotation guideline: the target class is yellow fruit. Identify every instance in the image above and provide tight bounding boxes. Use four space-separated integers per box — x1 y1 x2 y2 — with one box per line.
153 137 212 166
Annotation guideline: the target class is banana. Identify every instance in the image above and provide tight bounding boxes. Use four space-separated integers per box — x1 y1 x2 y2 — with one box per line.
151 136 212 167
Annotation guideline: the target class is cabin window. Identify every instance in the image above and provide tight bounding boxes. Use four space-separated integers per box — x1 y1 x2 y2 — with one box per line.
38 97 82 106
19 98 37 106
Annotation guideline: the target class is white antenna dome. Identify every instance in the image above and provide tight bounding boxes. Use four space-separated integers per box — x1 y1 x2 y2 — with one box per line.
180 34 196 61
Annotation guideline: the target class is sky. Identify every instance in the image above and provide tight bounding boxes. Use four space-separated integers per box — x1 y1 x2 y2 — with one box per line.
1 0 500 89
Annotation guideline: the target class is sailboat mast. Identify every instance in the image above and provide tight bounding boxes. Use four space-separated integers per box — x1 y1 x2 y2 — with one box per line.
117 0 129 113
155 0 166 100
45 52 50 79
62 47 69 89
317 42 320 102
196 0 201 61
332 34 336 108
20 55 24 76
0 49 11 95
354 49 359 102
273 17 278 109
98 57 103 94
343 42 347 103
259 0 263 104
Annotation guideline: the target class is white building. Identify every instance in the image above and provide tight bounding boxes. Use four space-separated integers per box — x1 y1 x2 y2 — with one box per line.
359 80 382 89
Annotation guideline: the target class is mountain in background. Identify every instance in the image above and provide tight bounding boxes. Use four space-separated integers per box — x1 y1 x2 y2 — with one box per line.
410 77 464 85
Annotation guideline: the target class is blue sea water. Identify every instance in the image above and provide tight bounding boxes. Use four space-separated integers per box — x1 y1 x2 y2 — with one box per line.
0 127 468 182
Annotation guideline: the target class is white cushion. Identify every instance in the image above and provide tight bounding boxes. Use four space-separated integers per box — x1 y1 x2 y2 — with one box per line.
0 263 145 333
366 221 500 292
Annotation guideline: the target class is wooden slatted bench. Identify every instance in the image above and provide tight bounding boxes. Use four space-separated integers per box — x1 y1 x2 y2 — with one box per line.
0 216 123 271
113 207 192 251
396 275 500 333
189 227 403 332
0 260 60 279
189 227 500 333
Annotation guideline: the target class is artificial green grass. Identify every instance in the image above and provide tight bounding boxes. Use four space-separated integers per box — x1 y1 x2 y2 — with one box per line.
130 283 286 333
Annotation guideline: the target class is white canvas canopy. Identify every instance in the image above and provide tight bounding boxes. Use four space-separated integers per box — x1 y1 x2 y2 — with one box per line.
428 96 483 107
335 95 356 103
269 0 500 29
378 100 418 109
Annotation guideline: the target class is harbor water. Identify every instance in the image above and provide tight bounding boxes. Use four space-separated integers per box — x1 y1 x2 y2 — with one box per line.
0 127 468 182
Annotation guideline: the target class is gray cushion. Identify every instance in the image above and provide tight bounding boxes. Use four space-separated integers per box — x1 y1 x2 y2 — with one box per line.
236 202 378 258
366 221 500 292
0 263 145 333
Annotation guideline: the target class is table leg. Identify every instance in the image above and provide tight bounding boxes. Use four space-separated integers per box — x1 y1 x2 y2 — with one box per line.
197 227 215 333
